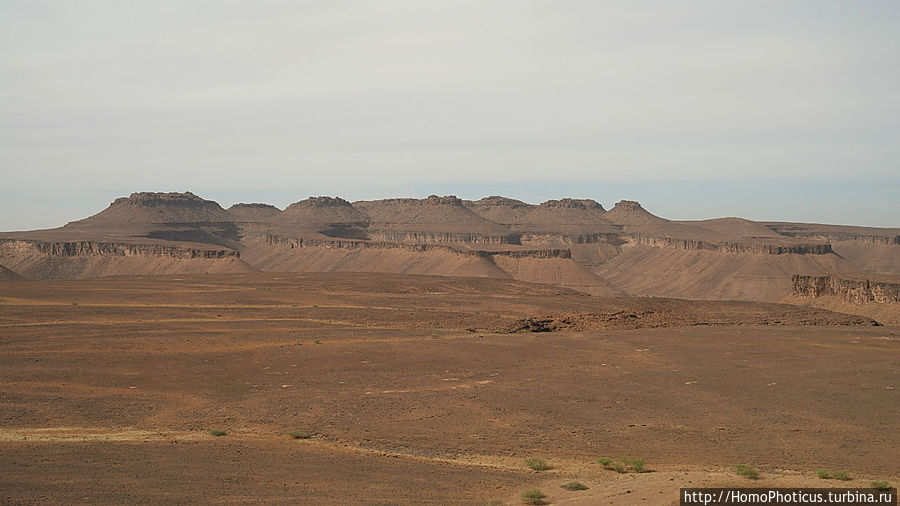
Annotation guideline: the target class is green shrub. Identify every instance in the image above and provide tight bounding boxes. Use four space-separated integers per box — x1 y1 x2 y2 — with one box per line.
287 431 313 439
833 470 851 481
624 457 645 472
208 429 227 437
596 457 613 467
524 458 550 471
561 481 589 491
871 481 891 491
610 462 626 473
520 488 545 505
735 465 759 479
817 470 831 479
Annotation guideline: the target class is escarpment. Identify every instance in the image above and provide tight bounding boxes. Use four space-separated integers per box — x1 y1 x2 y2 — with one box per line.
367 231 521 245
625 235 834 255
792 275 900 304
0 239 238 259
0 238 250 280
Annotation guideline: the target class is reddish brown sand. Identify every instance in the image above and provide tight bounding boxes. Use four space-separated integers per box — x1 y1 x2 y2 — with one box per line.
1 273 897 504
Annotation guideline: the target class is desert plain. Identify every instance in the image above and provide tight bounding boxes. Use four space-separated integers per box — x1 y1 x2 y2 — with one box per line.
1 272 898 505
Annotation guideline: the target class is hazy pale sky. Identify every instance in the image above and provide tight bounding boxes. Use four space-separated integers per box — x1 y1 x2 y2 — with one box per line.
1 1 898 229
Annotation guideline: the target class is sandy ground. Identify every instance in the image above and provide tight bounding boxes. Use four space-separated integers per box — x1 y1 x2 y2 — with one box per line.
1 273 897 504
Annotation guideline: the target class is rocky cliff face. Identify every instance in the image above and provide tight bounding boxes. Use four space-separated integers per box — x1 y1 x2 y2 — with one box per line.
764 223 900 245
0 239 238 259
367 231 521 245
792 275 900 304
626 235 833 255
0 239 249 280
262 234 570 259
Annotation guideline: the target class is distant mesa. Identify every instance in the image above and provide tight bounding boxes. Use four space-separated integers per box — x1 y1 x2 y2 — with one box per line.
356 195 511 235
463 196 535 225
68 192 232 225
359 195 466 208
227 203 282 222
289 196 356 208
603 200 666 225
511 198 614 233
538 198 605 211
467 196 533 208
275 196 369 226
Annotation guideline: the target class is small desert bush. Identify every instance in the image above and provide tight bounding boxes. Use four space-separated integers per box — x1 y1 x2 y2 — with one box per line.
314 339 321 344
735 465 759 479
817 469 831 479
623 457 645 472
524 457 550 471
208 429 227 437
287 431 313 439
560 481 589 491
833 470 851 481
597 457 644 473
520 488 546 505
871 481 891 491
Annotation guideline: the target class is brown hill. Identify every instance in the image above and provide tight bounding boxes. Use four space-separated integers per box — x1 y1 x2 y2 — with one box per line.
275 197 368 226
463 196 535 225
513 198 616 234
272 197 369 239
686 217 788 240
227 203 281 222
355 195 511 236
603 200 667 226
69 192 232 225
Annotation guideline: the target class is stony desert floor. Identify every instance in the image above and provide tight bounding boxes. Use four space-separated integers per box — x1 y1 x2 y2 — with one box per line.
1 273 897 504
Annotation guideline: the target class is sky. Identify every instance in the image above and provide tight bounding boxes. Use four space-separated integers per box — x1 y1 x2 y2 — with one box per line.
1 0 898 230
